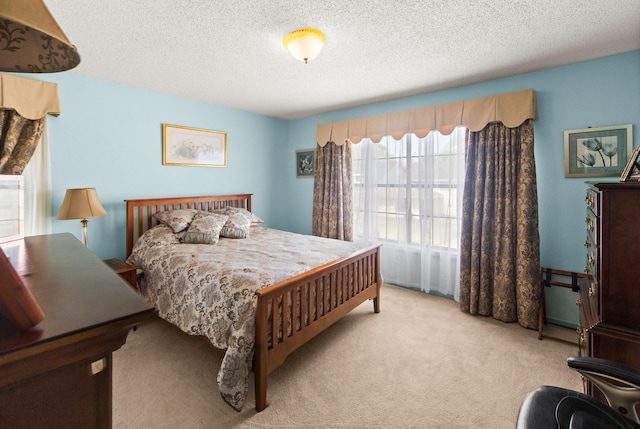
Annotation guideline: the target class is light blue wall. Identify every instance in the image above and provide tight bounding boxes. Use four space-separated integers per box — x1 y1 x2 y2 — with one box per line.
38 73 288 260
285 50 640 326
23 50 639 327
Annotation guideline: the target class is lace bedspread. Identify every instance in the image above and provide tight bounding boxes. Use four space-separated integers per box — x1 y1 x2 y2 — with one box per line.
126 224 359 410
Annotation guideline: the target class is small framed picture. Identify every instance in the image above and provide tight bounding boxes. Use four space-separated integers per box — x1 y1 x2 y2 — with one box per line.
620 145 640 182
296 149 315 178
564 124 632 178
0 245 45 330
162 123 227 167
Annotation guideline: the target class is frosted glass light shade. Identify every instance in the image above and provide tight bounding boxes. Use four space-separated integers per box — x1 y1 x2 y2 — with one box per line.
283 28 326 64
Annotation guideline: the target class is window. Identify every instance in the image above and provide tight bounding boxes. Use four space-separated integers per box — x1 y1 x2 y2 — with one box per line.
0 175 24 243
352 127 466 296
22 126 52 237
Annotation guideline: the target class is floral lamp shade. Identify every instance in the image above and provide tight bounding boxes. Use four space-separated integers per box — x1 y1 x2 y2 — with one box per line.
0 0 80 73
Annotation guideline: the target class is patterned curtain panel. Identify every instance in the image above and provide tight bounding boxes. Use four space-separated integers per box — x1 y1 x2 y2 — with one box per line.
458 119 540 329
0 109 45 175
312 141 353 241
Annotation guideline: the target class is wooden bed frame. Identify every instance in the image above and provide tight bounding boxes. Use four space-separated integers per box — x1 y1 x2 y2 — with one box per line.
125 194 382 411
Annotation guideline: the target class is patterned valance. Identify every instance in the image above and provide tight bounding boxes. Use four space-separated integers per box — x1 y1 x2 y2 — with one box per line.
0 74 60 119
316 88 537 146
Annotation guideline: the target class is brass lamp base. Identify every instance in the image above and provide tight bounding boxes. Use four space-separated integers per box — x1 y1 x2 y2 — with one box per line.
80 219 88 246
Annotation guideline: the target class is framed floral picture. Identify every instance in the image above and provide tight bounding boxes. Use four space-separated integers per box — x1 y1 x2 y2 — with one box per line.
296 149 315 178
564 124 632 178
162 123 227 167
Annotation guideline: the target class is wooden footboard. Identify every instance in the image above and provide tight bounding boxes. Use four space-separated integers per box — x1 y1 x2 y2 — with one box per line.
253 244 381 411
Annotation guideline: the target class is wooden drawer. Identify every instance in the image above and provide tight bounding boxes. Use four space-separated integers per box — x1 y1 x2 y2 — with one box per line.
584 244 598 281
584 207 599 279
585 187 599 215
584 207 598 246
587 325 640 399
578 277 598 331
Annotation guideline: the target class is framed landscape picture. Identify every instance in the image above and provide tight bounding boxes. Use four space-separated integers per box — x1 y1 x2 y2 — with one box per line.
162 123 227 167
564 124 632 178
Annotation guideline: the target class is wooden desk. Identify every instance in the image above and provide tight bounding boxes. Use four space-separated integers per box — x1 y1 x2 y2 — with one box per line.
0 233 155 429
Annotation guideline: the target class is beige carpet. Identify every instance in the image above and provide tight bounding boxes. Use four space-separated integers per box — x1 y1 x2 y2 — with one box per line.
112 284 581 429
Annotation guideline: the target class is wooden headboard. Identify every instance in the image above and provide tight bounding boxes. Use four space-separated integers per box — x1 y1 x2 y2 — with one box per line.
125 194 252 258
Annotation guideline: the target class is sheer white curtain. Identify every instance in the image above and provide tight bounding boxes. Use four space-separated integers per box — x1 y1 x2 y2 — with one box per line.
352 127 466 298
23 122 52 236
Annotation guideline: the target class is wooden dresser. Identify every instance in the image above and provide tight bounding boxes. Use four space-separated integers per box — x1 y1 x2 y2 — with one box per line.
0 233 155 429
580 182 640 395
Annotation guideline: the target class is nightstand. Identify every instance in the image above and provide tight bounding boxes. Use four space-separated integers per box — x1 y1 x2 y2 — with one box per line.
103 258 137 290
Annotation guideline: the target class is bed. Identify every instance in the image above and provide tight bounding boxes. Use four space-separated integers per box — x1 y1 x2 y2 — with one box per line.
124 194 382 411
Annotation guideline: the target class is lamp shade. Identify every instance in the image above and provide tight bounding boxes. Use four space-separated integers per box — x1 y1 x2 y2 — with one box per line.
283 28 326 64
56 188 106 220
0 0 81 73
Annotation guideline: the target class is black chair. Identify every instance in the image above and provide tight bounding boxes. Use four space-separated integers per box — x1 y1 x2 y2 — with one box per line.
516 356 640 429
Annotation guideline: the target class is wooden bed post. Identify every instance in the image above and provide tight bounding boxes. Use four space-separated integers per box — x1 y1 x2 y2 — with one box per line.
373 249 382 313
254 295 268 411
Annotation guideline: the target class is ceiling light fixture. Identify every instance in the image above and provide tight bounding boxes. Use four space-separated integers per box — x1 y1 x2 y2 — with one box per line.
283 28 326 64
0 0 81 73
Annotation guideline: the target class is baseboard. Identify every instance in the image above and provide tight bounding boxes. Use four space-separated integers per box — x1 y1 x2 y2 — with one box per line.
388 284 454 300
545 317 578 329
390 284 580 330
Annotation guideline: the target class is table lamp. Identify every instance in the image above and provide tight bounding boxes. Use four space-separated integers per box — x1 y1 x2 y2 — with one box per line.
56 188 106 246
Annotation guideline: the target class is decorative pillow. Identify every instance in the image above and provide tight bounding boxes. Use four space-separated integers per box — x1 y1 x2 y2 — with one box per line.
181 211 228 245
153 209 199 233
224 206 264 225
220 211 252 239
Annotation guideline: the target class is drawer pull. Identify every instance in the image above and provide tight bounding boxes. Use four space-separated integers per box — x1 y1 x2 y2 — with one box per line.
584 216 596 232
585 193 596 210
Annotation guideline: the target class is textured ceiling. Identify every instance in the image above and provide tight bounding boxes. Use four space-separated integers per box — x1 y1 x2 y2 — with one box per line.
45 0 640 120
